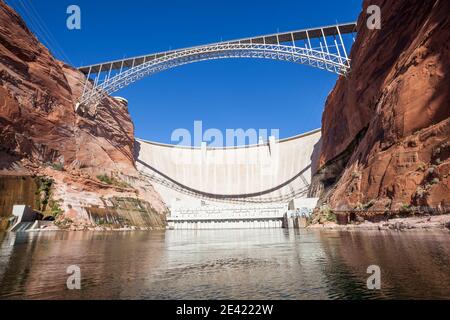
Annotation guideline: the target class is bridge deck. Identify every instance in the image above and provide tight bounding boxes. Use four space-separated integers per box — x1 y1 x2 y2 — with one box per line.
78 22 357 74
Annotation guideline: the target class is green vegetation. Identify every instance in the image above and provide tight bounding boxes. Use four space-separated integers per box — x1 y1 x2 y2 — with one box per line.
97 217 107 225
46 162 65 171
320 205 337 223
426 166 437 177
432 142 448 164
97 174 113 184
399 203 416 215
55 218 73 229
401 203 411 210
49 199 63 218
35 176 54 212
415 186 428 198
356 199 376 210
96 174 131 189
430 178 440 185
351 171 361 179
417 162 426 172
34 176 64 217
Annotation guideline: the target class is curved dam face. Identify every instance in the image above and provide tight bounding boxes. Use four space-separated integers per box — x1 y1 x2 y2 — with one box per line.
135 129 322 206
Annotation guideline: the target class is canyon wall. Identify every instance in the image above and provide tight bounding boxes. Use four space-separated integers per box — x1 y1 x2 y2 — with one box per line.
0 1 167 229
313 0 449 213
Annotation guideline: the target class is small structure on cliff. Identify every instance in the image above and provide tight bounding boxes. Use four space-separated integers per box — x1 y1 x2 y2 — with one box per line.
8 205 42 232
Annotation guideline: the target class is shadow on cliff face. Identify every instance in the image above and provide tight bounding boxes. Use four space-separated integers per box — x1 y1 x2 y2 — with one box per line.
310 138 322 177
424 49 450 124
0 151 21 171
133 140 142 162
309 127 368 203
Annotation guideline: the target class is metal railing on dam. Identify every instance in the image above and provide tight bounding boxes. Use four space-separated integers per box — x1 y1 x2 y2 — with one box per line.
167 204 287 230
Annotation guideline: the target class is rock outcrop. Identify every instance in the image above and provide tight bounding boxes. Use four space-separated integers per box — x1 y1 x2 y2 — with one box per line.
0 1 134 173
0 1 167 228
312 0 449 212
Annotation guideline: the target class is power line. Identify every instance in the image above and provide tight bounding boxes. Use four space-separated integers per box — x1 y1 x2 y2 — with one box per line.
14 0 73 65
16 0 54 48
5 1 90 94
25 0 73 64
12 0 53 51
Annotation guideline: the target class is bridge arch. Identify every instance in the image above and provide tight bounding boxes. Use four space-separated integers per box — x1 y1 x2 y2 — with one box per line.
78 22 357 107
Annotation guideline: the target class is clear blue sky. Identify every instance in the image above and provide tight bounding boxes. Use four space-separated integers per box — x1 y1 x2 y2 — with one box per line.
6 0 361 144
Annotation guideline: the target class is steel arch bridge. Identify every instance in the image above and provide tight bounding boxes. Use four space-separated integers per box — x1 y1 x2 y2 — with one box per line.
77 22 357 108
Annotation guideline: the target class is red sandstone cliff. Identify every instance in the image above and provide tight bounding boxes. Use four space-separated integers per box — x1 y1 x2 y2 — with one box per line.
0 1 167 228
313 0 449 213
0 1 134 173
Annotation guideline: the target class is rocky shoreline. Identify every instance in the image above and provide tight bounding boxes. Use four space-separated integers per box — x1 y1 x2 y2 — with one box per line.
308 214 450 232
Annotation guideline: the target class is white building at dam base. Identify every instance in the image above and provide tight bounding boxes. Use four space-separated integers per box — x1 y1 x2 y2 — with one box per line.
166 198 319 230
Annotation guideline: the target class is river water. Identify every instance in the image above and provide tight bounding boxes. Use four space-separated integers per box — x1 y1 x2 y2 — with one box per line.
0 229 449 300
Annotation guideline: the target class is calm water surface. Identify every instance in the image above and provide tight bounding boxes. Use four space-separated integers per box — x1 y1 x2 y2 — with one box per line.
0 229 449 300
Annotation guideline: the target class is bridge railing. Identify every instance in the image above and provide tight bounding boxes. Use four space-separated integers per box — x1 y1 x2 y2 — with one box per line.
77 22 357 108
80 44 350 107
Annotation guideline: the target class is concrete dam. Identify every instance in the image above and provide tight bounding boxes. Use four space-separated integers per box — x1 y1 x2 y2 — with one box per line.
135 129 322 229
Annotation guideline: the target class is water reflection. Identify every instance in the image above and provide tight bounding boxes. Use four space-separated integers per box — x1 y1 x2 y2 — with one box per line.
317 231 450 299
0 229 449 300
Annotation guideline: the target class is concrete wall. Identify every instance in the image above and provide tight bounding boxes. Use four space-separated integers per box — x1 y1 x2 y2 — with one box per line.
169 220 283 230
12 205 36 223
0 176 39 218
135 129 321 205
